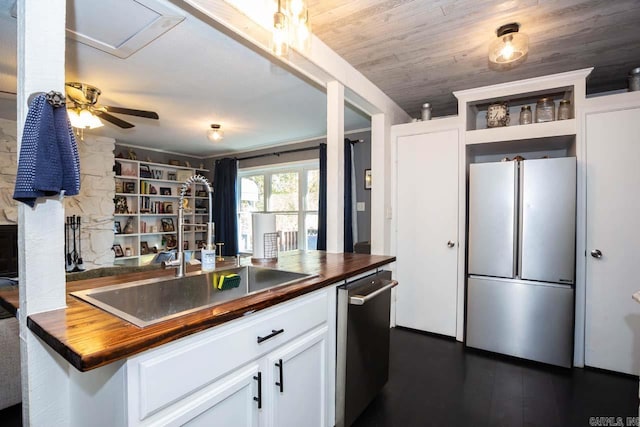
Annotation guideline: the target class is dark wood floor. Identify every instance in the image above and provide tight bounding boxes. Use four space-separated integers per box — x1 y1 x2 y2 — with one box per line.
353 327 639 427
1 327 638 426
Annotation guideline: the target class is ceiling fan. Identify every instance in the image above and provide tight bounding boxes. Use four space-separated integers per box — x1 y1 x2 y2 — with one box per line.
65 82 159 129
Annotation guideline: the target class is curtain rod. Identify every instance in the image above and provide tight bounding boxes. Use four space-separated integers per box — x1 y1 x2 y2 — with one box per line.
236 145 322 161
236 139 365 162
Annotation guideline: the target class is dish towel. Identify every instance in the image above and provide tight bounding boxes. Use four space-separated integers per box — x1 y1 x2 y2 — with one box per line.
13 92 81 207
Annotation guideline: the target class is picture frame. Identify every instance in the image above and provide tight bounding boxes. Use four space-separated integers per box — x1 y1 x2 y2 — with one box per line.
364 169 372 190
161 218 175 232
120 162 137 177
114 221 122 234
183 241 189 250
140 241 150 255
163 201 173 214
165 234 177 249
160 187 172 196
167 172 177 181
124 182 136 194
114 196 128 214
112 244 124 258
196 190 207 197
139 164 153 179
115 181 124 193
152 169 163 180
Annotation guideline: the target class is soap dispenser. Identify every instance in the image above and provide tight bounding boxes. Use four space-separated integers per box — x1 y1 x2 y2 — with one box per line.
201 222 216 271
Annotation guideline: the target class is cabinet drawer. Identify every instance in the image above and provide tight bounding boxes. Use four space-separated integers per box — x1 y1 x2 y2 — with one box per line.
127 289 329 423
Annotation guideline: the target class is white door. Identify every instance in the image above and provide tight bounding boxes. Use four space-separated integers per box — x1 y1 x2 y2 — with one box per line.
585 106 640 375
396 130 459 336
266 326 328 427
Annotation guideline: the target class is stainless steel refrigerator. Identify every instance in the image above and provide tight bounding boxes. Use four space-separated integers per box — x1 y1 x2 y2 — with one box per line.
466 157 575 367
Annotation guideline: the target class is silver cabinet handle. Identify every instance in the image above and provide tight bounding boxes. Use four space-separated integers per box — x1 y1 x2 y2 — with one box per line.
591 249 602 259
447 241 455 248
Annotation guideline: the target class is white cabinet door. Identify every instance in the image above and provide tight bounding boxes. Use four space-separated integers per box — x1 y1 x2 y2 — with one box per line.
156 364 260 427
396 130 459 336
266 326 328 427
585 106 640 375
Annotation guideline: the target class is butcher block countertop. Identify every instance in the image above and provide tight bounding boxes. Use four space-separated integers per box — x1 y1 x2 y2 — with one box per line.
0 251 394 372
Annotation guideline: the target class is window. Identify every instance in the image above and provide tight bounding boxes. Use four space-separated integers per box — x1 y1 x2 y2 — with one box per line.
238 162 319 253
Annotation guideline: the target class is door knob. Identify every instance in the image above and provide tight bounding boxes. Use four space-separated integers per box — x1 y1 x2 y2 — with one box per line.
590 249 602 259
447 241 455 248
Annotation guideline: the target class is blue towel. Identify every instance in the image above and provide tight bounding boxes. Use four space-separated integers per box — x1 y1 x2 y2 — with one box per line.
13 94 80 207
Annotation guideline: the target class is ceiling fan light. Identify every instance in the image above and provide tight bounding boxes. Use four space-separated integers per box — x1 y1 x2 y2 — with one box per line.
67 108 104 129
207 124 224 142
489 23 528 65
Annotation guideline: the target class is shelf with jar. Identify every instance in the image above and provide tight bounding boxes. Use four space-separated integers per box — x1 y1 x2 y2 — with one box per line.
112 159 209 266
454 69 592 149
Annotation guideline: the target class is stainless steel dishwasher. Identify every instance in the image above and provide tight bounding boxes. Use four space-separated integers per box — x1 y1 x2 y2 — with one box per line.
336 270 398 427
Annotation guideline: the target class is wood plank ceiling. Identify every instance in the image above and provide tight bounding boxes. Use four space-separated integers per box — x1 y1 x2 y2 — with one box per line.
309 0 640 117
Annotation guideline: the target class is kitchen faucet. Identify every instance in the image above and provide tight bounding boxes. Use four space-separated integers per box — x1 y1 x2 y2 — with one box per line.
162 175 214 278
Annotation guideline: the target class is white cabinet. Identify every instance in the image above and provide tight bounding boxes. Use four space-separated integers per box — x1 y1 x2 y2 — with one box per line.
158 364 260 427
584 96 640 375
395 124 459 337
266 327 328 427
121 287 336 426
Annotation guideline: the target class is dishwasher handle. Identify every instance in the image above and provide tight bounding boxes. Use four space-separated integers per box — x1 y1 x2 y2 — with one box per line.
348 280 398 306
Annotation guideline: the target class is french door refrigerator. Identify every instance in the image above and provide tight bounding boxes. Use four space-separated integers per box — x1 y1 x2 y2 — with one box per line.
466 157 576 367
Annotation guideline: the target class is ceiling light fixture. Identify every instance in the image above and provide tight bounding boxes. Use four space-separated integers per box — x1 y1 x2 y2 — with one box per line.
488 23 528 65
207 124 224 142
272 0 289 57
271 0 311 57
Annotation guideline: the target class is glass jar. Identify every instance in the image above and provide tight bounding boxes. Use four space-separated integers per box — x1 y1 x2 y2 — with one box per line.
421 103 432 121
557 99 571 120
535 98 555 123
628 67 640 92
519 106 532 125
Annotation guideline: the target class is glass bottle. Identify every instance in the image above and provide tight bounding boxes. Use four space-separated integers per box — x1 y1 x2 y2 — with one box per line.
519 106 532 125
535 98 555 123
557 99 571 120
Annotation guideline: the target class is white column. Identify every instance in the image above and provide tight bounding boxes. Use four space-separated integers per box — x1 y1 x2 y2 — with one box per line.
326 81 344 253
17 0 70 425
370 113 390 255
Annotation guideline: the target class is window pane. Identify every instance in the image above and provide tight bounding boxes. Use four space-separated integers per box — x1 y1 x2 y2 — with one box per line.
240 176 264 211
276 214 298 252
305 214 318 250
306 169 319 211
238 175 264 252
270 172 298 211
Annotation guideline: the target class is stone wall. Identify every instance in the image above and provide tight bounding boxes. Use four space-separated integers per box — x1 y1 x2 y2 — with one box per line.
0 119 18 223
0 118 116 270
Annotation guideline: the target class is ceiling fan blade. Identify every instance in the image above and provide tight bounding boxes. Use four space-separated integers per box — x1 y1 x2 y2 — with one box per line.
94 111 135 129
103 105 159 119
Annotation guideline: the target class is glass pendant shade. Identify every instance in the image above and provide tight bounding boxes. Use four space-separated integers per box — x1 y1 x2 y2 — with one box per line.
272 0 289 57
207 124 224 142
488 23 529 64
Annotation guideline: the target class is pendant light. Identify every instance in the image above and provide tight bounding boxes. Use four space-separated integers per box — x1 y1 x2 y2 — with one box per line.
272 0 289 57
207 124 224 142
488 23 529 65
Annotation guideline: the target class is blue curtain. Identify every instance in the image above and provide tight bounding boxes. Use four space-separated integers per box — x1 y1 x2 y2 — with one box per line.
317 144 327 250
212 158 238 256
344 139 354 253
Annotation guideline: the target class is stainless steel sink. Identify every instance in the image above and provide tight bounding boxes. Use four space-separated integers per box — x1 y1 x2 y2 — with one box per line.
70 266 316 328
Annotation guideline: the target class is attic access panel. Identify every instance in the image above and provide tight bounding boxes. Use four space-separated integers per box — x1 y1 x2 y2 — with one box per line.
66 0 184 59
